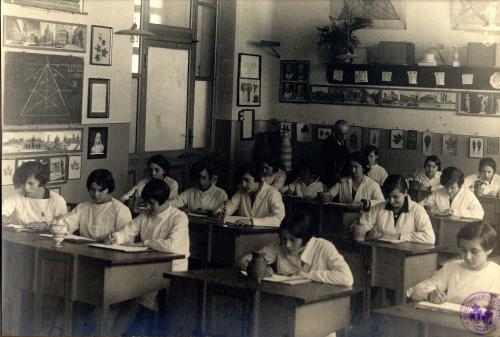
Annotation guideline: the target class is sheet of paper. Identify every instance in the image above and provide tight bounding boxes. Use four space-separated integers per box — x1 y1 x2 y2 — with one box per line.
224 215 252 224
372 237 405 244
89 243 150 253
4 224 42 232
415 301 462 314
240 270 311 285
40 233 95 242
91 83 107 113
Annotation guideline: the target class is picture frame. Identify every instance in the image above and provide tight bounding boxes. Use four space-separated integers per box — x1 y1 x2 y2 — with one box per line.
486 137 500 155
280 122 292 139
238 109 255 141
238 53 261 79
390 129 404 149
346 126 362 152
317 127 332 141
90 25 112 66
451 0 500 31
2 129 83 155
68 155 82 180
407 130 418 150
422 132 433 156
443 134 458 156
87 78 110 118
280 60 310 103
5 0 84 14
2 159 16 186
3 16 86 53
296 123 313 143
368 129 380 148
469 137 485 158
310 85 334 104
457 92 499 116
88 127 108 159
238 78 261 106
16 155 68 185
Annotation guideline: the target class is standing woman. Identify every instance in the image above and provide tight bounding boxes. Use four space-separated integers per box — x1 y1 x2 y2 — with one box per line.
260 154 287 190
121 154 178 203
63 169 133 241
463 157 500 197
2 161 67 229
414 155 442 191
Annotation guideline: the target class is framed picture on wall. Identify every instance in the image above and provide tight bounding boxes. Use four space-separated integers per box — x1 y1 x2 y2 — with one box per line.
458 92 498 116
16 155 68 185
238 109 254 141
5 0 84 13
2 159 16 186
346 126 362 152
238 53 261 79
2 129 83 155
90 25 112 66
87 78 110 118
407 130 417 150
317 127 332 141
469 137 485 158
442 134 458 156
280 60 310 103
390 129 404 149
88 127 108 159
238 78 261 106
368 129 380 148
68 155 82 180
422 132 433 155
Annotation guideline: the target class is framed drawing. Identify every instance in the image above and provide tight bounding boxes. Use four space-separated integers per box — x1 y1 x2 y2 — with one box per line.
317 127 332 141
280 60 310 103
331 0 406 29
368 129 380 148
2 129 83 155
310 85 333 103
87 78 110 118
2 159 16 186
486 137 500 155
88 127 108 159
443 134 458 156
458 92 498 116
452 0 500 31
469 137 485 158
417 91 457 110
68 155 82 180
238 110 255 141
90 25 112 66
422 132 433 156
390 129 404 149
407 130 417 150
280 122 292 138
238 78 261 106
347 126 362 152
16 155 68 185
238 53 261 79
5 0 84 14
297 123 313 142
3 16 86 53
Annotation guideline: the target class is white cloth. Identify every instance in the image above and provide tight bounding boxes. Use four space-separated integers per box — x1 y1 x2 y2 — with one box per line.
243 237 353 286
359 198 436 244
328 176 385 205
414 171 442 191
280 178 326 199
408 260 500 305
122 176 178 201
367 164 388 186
64 198 132 240
224 182 285 227
420 188 484 220
463 173 500 197
263 169 287 190
2 190 67 226
171 185 228 214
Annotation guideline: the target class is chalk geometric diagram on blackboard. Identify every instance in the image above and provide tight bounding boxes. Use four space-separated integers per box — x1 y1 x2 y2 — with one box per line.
3 52 83 125
331 0 406 29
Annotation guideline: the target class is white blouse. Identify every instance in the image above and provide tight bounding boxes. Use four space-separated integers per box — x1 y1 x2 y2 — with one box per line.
328 176 385 205
420 188 484 220
463 173 500 197
367 164 388 186
263 169 287 190
280 178 325 199
122 176 179 201
414 170 442 191
171 185 228 214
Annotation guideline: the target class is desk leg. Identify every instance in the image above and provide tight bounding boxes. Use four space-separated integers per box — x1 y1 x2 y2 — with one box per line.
251 290 261 337
95 303 110 336
418 322 429 337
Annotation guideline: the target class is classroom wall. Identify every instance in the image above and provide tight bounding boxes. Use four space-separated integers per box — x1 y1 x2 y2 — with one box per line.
1 0 134 203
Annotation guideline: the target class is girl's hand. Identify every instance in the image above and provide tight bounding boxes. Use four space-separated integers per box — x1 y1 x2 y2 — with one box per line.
428 288 447 304
235 218 253 226
381 233 400 240
104 233 116 245
25 221 49 231
2 215 10 225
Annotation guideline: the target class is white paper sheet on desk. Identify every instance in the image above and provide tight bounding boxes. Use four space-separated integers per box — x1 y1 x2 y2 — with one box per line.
370 237 405 244
188 212 208 218
4 224 41 232
415 301 462 314
88 243 150 252
224 215 252 224
40 233 95 242
240 270 312 285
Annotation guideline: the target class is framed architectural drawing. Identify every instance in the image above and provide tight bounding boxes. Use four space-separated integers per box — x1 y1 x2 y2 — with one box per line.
2 129 83 154
331 0 406 29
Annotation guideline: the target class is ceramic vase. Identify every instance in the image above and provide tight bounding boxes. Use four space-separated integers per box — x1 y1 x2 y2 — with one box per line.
247 251 267 284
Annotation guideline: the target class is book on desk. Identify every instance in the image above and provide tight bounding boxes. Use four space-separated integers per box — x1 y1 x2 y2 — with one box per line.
415 301 462 314
89 243 151 253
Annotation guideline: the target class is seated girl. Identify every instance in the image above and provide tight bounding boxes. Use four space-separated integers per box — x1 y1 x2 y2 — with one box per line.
171 160 227 215
280 164 326 200
2 161 67 230
327 151 385 210
260 154 287 190
421 166 484 220
463 157 500 197
121 154 178 203
355 174 435 244
408 222 500 305
240 210 353 286
363 145 388 186
414 155 442 191
63 169 133 241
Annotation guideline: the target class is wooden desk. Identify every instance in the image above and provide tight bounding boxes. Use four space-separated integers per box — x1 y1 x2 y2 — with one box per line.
408 187 432 203
188 215 279 268
429 215 482 255
373 303 485 337
325 235 440 314
2 230 183 336
164 268 361 337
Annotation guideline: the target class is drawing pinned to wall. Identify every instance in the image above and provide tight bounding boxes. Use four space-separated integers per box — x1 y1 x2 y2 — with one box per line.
68 155 82 180
390 129 404 149
368 129 379 148
16 155 68 185
443 134 458 156
3 52 83 125
331 0 406 29
451 0 500 31
296 123 313 142
417 91 457 110
407 130 417 150
347 126 362 152
469 137 485 158
317 127 333 141
422 132 433 155
238 79 261 107
90 25 112 66
2 160 16 186
280 122 292 138
486 137 500 154
2 129 83 155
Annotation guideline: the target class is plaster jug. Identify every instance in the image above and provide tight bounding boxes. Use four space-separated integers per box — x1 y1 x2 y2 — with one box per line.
247 251 267 284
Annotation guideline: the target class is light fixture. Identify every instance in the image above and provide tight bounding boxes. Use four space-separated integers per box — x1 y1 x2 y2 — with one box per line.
115 23 155 43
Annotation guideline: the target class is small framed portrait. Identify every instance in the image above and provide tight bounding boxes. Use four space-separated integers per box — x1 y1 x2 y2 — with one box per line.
469 137 484 158
238 78 261 106
407 130 418 150
238 53 261 79
88 127 108 159
90 25 112 66
87 78 110 118
280 60 310 103
317 127 332 141
390 129 404 149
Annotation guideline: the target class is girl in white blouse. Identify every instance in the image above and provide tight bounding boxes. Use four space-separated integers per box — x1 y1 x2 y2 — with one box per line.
463 157 500 197
260 154 287 190
414 155 442 191
363 145 388 186
280 165 326 200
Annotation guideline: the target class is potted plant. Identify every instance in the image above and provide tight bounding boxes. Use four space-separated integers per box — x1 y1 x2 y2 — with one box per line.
317 16 371 64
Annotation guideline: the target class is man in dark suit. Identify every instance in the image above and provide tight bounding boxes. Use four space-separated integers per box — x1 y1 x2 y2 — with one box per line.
321 120 350 187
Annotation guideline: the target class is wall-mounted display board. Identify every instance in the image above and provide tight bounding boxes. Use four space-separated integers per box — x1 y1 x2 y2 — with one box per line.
280 60 310 103
3 52 84 125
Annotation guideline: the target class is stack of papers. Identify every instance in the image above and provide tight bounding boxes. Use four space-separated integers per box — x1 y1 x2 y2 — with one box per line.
40 233 95 243
88 243 150 253
4 224 42 232
240 270 311 286
415 301 462 314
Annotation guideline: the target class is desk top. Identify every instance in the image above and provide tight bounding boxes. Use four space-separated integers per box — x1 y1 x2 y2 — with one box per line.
429 214 481 223
188 215 280 234
282 196 360 210
2 229 184 266
325 234 441 255
165 267 360 305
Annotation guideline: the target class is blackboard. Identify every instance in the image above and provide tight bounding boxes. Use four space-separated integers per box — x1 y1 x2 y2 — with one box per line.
3 52 83 125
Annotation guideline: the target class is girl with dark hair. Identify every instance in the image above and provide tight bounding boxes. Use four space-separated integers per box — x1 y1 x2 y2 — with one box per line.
240 210 353 286
2 161 67 229
121 154 179 203
363 145 388 186
280 165 326 199
260 154 287 190
421 166 484 219
355 174 435 244
62 169 133 241
463 157 500 197
327 151 384 209
414 155 442 191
